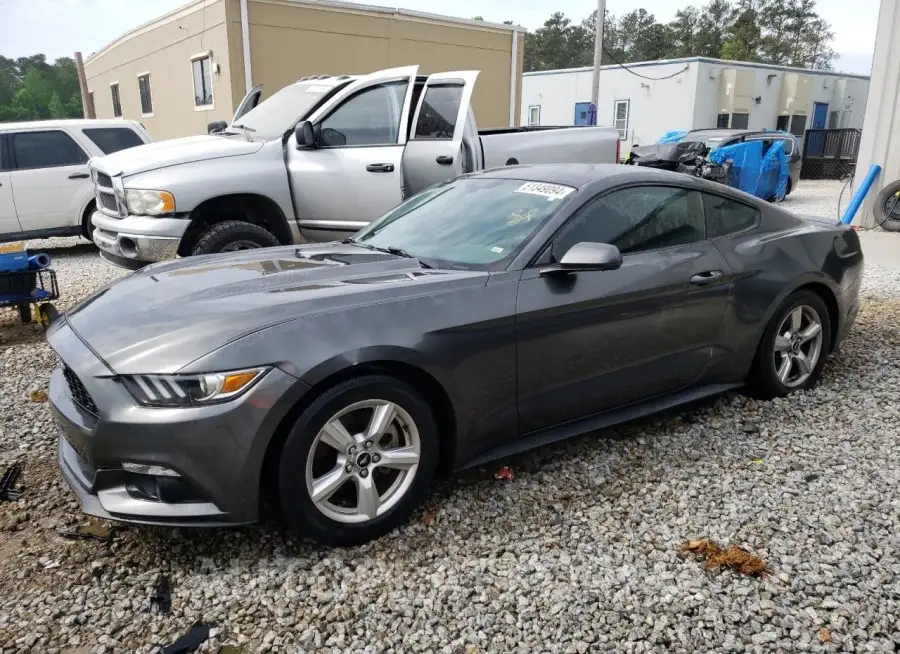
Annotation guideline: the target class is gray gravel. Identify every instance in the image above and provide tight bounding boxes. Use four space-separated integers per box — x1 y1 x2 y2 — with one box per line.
1 228 900 653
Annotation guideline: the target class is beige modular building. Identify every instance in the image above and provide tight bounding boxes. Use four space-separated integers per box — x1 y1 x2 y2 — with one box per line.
83 0 526 140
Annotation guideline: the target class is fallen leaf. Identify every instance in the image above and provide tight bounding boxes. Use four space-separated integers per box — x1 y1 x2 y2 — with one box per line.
29 390 48 403
678 538 769 577
750 458 764 465
422 511 436 525
818 627 832 643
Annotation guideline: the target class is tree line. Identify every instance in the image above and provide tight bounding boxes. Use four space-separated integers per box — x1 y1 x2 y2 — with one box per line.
508 0 837 73
0 55 83 122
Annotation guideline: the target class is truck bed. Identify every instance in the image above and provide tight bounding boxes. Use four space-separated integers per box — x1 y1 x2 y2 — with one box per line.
477 125 620 169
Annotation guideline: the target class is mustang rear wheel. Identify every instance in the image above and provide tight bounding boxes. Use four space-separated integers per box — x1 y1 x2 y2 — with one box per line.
749 290 831 399
277 375 439 546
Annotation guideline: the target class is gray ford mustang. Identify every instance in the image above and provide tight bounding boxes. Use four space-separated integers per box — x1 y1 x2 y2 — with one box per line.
48 164 863 546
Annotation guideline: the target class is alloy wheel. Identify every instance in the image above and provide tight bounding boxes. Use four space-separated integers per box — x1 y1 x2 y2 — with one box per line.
305 399 421 524
773 305 824 388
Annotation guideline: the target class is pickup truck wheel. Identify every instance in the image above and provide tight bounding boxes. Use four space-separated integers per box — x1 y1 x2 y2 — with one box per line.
191 220 280 256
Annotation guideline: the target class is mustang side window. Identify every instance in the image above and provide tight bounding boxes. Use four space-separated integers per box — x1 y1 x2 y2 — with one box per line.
552 185 706 260
318 81 408 147
703 193 759 238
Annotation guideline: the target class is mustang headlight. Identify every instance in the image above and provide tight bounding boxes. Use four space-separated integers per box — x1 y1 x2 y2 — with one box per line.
121 368 267 407
125 189 176 216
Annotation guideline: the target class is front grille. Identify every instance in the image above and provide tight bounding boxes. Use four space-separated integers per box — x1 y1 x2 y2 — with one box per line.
96 172 112 188
62 366 99 416
98 191 118 213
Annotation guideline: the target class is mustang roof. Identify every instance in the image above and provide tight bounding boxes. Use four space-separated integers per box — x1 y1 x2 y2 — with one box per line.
476 163 685 189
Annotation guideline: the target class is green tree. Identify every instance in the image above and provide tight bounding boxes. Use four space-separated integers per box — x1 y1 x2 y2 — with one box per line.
0 54 84 122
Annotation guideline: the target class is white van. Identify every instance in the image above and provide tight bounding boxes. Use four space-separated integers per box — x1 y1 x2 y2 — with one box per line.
0 119 151 243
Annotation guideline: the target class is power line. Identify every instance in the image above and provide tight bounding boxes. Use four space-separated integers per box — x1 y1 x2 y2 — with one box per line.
601 47 691 80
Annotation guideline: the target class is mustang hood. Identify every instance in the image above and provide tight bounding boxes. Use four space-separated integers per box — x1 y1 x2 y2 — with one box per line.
60 244 487 374
92 134 264 177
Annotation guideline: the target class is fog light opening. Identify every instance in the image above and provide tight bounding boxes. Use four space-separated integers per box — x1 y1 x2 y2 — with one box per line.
118 237 138 258
121 462 180 477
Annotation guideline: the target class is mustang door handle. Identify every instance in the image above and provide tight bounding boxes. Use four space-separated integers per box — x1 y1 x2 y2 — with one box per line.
68 173 90 179
436 155 454 165
366 163 394 173
690 270 725 285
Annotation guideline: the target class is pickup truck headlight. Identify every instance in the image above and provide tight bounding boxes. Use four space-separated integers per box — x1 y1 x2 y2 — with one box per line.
125 189 176 216
121 368 267 407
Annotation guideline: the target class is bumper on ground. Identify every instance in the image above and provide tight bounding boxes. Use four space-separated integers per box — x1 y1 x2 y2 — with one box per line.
91 211 188 269
48 321 305 526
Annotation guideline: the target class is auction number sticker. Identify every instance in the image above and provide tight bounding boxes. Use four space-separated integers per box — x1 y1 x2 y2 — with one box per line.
514 182 575 201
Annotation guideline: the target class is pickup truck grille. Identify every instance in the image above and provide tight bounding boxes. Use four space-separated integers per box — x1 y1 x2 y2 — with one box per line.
96 172 112 188
98 192 119 214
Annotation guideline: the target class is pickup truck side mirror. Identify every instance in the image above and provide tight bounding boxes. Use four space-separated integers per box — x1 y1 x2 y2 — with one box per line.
295 121 317 149
208 120 227 134
540 242 623 276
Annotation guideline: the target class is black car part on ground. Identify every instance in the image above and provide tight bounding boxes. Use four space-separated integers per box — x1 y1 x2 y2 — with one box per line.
0 463 22 501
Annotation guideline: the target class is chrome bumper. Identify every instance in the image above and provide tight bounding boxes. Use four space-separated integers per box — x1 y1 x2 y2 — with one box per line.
91 211 188 268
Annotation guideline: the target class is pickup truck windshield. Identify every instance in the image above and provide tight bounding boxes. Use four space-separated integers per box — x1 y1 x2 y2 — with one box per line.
354 178 576 271
225 82 340 140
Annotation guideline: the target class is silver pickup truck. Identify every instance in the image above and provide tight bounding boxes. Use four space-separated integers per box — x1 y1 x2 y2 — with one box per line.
89 66 620 268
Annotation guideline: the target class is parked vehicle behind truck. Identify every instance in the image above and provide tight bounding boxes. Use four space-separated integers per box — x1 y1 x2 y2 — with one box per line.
88 66 621 269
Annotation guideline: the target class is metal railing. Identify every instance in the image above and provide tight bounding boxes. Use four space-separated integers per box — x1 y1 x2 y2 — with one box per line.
801 128 862 180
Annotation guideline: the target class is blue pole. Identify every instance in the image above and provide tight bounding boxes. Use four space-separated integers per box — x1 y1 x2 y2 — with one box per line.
841 164 882 225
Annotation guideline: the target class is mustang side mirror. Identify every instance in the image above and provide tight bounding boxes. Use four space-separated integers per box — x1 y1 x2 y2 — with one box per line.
207 120 227 134
540 242 623 276
294 120 317 149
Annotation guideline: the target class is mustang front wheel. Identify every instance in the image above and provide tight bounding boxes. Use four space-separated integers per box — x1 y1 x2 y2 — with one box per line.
278 375 439 546
749 290 831 398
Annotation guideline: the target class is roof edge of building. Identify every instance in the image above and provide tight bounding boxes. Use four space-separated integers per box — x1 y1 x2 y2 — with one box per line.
84 0 526 68
523 56 871 81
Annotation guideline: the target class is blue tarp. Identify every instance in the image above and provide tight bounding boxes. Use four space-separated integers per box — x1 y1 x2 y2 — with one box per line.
709 139 788 200
656 130 689 144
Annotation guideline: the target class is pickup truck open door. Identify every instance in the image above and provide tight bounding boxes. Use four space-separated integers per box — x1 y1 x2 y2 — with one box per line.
287 66 420 242
402 71 479 198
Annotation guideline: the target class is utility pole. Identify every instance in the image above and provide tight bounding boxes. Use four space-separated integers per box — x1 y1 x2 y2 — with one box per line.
590 0 606 125
74 52 95 119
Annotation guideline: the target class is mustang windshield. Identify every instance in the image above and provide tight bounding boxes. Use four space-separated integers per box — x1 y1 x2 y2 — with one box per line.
354 178 576 270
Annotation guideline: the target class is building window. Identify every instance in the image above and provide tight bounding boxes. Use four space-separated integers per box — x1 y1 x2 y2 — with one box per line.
613 99 630 140
528 105 540 126
717 113 730 128
191 55 214 108
137 73 153 116
776 115 789 131
730 113 750 129
110 83 122 118
790 114 808 137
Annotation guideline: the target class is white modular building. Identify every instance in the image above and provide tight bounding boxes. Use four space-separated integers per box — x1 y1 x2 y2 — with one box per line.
520 57 870 156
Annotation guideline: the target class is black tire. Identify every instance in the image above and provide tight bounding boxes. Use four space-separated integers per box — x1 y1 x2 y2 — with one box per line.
277 375 439 547
747 290 832 399
873 180 900 232
191 220 280 256
38 303 59 330
81 200 96 241
18 303 31 324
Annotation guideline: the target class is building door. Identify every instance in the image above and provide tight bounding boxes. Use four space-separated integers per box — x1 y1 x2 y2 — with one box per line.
574 102 593 126
812 102 829 129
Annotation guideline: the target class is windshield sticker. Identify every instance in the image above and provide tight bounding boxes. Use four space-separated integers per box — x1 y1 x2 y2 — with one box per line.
514 182 575 201
305 85 331 93
491 246 504 253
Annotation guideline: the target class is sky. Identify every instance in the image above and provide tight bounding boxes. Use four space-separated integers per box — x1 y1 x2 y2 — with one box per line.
0 0 881 75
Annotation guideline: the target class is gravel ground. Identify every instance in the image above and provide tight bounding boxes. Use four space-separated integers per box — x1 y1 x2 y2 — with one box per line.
2 197 900 653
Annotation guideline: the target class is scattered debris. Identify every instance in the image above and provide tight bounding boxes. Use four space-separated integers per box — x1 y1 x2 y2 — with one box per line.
158 622 214 654
29 389 48 403
742 421 759 433
678 538 770 577
494 466 515 481
58 522 113 543
39 557 60 570
750 458 764 465
0 463 23 501
151 575 172 614
422 511 436 525
818 627 832 643
804 473 820 483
